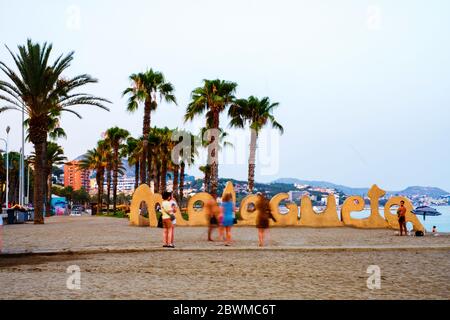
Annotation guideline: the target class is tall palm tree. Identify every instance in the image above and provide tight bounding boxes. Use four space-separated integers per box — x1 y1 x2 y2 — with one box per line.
79 140 109 215
26 110 67 216
0 40 110 224
126 137 142 190
177 130 198 204
197 127 233 193
123 69 177 186
105 127 130 213
0 151 21 204
104 140 113 214
229 96 284 193
30 143 67 216
185 79 237 197
148 128 163 193
156 127 173 193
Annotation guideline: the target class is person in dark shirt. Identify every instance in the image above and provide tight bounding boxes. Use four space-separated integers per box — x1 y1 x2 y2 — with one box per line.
255 193 277 247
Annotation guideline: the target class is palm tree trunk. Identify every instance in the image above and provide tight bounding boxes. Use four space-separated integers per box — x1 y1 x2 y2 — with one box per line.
155 162 161 194
161 160 167 193
248 129 258 193
205 170 211 193
134 161 139 190
179 162 185 203
112 146 119 213
106 162 112 214
96 168 103 215
173 164 179 201
152 155 158 192
46 167 52 217
141 99 152 185
33 141 46 224
147 144 152 188
209 111 220 198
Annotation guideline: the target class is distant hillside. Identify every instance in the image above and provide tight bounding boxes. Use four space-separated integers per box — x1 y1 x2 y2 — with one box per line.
274 178 369 196
394 186 450 198
274 178 450 198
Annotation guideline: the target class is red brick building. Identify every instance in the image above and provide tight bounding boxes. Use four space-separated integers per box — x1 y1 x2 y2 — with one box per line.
64 160 90 191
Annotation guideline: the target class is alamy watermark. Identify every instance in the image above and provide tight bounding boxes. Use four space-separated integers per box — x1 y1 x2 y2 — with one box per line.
66 265 81 290
366 265 381 290
66 5 81 31
170 128 281 177
367 5 382 31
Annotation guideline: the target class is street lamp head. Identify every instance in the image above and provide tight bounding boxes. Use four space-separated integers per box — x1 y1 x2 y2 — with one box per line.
6 126 10 134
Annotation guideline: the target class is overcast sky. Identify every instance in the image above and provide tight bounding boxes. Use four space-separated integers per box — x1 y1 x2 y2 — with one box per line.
0 0 449 191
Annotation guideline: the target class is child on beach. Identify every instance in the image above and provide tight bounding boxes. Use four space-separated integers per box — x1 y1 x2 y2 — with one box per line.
432 226 439 236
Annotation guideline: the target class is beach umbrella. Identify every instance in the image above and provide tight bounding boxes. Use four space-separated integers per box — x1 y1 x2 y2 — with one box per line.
412 206 442 221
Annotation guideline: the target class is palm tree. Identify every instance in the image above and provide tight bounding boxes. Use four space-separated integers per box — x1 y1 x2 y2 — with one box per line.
199 165 211 193
177 131 198 204
105 127 130 213
79 140 109 215
26 110 67 216
30 142 67 216
0 151 21 204
197 127 233 193
229 96 284 193
123 69 177 186
185 79 237 197
0 40 110 224
156 127 173 193
106 143 113 214
126 137 142 190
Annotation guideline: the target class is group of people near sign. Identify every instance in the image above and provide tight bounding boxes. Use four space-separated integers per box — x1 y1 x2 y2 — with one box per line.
158 192 276 248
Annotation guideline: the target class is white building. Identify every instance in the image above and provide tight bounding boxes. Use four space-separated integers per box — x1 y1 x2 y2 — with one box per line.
90 175 136 195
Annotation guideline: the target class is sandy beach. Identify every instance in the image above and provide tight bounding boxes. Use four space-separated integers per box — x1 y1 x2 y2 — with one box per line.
1 216 449 300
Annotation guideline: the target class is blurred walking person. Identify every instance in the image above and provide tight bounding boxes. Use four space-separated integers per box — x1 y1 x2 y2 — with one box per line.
205 198 220 241
221 193 235 246
256 193 277 247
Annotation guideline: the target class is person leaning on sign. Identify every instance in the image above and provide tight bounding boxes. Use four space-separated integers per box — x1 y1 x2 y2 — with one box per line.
256 193 277 247
397 200 408 236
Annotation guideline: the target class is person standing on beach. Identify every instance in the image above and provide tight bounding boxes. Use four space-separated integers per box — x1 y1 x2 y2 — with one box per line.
205 198 220 241
256 193 277 247
161 192 176 248
220 193 235 246
397 200 407 236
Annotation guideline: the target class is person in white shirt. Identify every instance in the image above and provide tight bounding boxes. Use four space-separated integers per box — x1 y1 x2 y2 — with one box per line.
161 192 176 248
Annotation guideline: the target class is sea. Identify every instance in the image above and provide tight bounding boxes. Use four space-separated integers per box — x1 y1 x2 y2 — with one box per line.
353 206 450 233
282 205 450 233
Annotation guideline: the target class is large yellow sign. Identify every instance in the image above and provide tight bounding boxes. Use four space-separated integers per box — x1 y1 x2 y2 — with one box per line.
129 182 425 232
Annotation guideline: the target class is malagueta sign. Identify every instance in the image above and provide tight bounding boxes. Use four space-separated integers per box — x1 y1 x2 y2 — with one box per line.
129 182 425 232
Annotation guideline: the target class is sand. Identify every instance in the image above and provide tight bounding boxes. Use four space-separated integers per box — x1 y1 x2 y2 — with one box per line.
0 216 449 300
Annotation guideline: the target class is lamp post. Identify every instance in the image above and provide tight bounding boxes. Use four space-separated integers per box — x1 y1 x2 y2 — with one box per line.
1 126 10 210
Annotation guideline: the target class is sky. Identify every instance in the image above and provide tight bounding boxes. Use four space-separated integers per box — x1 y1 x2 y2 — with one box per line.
0 0 449 191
